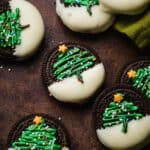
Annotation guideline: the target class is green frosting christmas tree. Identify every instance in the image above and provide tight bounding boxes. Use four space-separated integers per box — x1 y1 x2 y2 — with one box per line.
102 93 143 133
0 8 29 49
11 116 61 150
64 0 99 15
127 67 150 99
53 44 96 83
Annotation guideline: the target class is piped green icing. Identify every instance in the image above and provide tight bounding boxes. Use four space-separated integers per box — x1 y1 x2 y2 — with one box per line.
102 93 143 133
53 47 96 83
63 0 99 15
0 8 29 49
11 118 61 150
129 67 150 99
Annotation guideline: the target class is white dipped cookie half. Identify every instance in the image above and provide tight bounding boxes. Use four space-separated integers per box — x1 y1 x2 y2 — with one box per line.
56 0 115 33
42 43 105 104
94 89 150 150
0 0 44 60
101 0 150 15
97 116 150 150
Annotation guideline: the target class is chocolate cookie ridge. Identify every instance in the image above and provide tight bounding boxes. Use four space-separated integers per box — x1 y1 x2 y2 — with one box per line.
7 114 70 150
93 85 150 150
42 42 105 104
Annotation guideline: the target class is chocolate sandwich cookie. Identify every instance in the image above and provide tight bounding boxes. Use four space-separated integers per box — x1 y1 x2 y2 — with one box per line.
119 58 150 99
7 114 70 150
94 86 150 150
100 0 149 15
0 0 44 61
42 43 105 104
56 0 115 33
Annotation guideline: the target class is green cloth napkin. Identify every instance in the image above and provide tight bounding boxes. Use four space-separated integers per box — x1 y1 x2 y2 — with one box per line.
114 9 150 51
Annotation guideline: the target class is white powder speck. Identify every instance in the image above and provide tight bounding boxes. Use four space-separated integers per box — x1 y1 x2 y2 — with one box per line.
8 68 12 72
0 65 3 69
58 117 62 120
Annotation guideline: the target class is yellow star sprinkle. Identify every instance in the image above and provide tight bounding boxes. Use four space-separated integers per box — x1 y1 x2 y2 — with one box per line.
114 93 124 103
33 116 43 125
93 57 96 61
58 44 68 53
127 70 136 78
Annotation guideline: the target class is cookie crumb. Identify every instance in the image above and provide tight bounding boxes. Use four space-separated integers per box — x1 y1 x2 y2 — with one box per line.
8 68 12 72
58 117 62 120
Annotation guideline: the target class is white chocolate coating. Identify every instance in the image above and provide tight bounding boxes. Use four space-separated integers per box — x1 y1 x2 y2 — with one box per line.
62 147 69 150
101 0 150 15
56 0 115 33
9 0 44 59
96 115 150 150
48 64 105 103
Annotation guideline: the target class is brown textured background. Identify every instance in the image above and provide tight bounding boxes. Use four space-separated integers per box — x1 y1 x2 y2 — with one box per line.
0 0 149 149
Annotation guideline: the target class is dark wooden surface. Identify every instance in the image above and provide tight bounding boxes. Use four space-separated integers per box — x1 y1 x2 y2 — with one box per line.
0 0 149 149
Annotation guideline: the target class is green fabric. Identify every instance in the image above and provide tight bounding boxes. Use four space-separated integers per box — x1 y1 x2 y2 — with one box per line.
114 9 150 51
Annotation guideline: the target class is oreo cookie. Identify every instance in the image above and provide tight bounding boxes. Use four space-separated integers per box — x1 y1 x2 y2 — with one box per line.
119 58 150 99
56 0 115 33
0 0 44 61
94 86 150 150
42 42 105 104
7 114 70 150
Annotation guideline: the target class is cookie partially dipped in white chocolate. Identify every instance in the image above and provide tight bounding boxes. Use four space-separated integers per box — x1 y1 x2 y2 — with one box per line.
43 43 105 104
95 92 150 150
56 0 115 33
101 0 150 15
0 0 44 60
